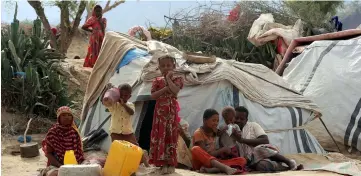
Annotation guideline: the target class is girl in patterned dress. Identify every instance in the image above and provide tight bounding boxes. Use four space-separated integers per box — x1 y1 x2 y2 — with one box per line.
149 54 183 174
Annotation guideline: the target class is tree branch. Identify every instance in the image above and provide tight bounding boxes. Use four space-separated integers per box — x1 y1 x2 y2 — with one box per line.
103 0 125 14
86 2 92 20
71 1 87 36
27 0 57 49
105 0 111 9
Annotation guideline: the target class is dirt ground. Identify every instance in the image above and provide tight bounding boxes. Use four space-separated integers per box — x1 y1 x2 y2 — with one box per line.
1 134 360 176
1 113 361 176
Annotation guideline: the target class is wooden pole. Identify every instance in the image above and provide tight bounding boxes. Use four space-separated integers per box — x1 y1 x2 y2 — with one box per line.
20 118 39 158
319 117 342 153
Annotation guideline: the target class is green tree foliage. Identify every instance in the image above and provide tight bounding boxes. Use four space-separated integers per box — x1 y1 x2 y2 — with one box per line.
284 1 344 28
338 1 361 18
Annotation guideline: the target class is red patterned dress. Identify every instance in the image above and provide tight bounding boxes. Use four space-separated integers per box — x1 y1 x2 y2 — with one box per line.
149 76 183 167
82 8 107 68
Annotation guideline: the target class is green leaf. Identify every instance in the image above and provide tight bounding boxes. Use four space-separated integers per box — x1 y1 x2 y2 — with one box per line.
8 40 22 72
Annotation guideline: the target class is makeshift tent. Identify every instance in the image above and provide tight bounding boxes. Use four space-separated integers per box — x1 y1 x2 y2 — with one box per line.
80 32 325 155
276 29 361 75
283 38 361 152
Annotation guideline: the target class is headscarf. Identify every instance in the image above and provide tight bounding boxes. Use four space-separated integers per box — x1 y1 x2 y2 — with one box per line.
92 5 102 17
56 106 80 133
51 28 57 36
42 106 84 166
83 4 106 35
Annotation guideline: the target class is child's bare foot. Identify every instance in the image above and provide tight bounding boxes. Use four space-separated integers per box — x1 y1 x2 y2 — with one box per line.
167 166 175 174
225 166 237 175
200 167 221 173
199 167 206 173
160 166 168 175
288 159 297 170
296 164 304 170
141 151 150 167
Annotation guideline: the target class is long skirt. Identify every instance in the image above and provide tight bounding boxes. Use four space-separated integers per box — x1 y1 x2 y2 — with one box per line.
149 98 179 167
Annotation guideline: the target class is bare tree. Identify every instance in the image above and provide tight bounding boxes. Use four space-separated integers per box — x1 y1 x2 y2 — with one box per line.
85 0 125 20
28 0 86 54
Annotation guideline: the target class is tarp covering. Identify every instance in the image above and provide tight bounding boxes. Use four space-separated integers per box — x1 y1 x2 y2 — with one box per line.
80 33 324 154
80 32 325 155
141 48 321 115
283 39 361 151
276 29 361 75
247 13 303 56
80 32 147 121
81 56 324 155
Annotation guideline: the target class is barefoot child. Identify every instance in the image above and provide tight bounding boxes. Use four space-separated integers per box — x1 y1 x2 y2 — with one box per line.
149 53 183 174
233 106 303 172
103 83 149 167
191 109 247 175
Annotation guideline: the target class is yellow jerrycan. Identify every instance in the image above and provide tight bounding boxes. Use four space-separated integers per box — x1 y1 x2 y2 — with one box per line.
103 140 143 176
64 150 78 165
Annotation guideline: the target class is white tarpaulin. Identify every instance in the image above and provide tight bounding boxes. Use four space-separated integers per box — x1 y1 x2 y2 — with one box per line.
81 53 324 155
80 32 325 155
283 39 361 151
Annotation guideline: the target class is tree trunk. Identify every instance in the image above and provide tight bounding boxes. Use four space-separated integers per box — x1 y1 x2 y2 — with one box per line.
59 1 71 54
66 1 87 52
58 1 86 54
27 0 57 49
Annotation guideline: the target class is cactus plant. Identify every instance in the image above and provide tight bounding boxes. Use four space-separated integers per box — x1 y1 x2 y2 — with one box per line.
1 5 72 118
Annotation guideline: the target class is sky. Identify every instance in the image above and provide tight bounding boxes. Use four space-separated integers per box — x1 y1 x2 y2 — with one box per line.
1 0 230 33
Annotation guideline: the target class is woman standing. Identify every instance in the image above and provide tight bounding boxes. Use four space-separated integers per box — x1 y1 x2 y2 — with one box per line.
82 5 107 68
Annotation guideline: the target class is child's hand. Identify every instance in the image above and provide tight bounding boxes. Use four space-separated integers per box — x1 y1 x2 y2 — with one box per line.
162 86 170 93
217 126 228 136
119 99 125 105
105 83 114 90
103 97 114 107
178 123 185 135
231 128 241 138
166 71 173 80
221 147 232 155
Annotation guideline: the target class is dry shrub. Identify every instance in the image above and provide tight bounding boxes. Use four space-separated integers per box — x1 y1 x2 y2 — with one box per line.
167 2 276 67
1 113 54 136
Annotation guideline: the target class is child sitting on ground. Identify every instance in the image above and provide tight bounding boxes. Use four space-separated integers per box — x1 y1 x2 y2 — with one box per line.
218 106 241 160
103 83 149 167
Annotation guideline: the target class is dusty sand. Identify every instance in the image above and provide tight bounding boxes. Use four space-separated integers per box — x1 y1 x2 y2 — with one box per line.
1 132 360 176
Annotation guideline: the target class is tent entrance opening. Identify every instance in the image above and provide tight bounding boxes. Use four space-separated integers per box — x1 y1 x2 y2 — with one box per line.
138 100 156 151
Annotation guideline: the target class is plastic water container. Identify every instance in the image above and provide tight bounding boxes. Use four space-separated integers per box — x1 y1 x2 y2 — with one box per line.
103 140 143 176
64 150 78 165
58 164 102 176
103 88 120 103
